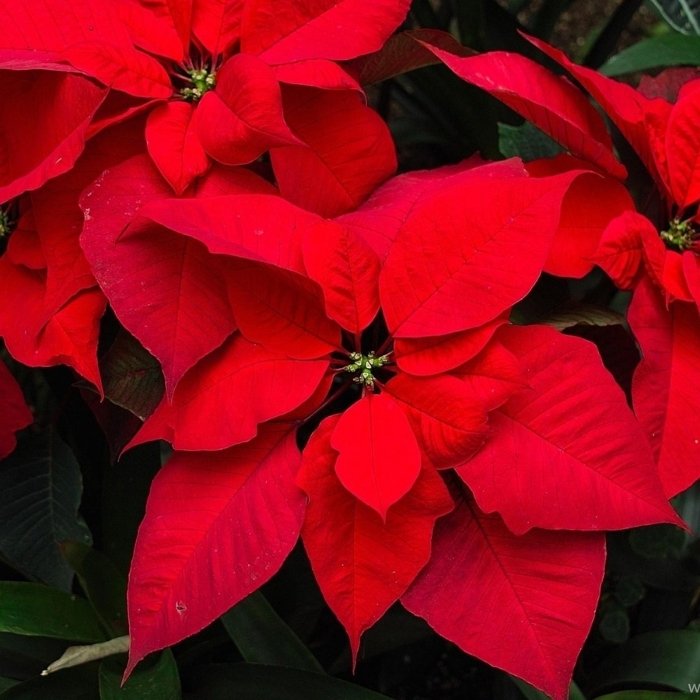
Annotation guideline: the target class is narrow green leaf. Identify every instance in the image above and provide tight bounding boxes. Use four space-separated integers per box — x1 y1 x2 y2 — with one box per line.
0 665 99 699
0 680 17 693
648 0 700 35
588 629 700 694
602 33 700 75
99 651 180 700
61 543 127 637
0 583 104 643
221 592 323 673
0 429 92 590
191 664 392 700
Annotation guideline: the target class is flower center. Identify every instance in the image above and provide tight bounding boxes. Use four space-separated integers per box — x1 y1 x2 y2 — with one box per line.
343 351 390 387
660 217 698 252
179 67 216 102
0 209 13 238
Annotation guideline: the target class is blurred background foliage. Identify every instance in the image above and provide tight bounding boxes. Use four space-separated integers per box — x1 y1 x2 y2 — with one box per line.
2 0 700 697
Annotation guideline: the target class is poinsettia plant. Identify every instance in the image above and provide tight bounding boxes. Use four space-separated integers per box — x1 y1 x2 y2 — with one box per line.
1 1 700 699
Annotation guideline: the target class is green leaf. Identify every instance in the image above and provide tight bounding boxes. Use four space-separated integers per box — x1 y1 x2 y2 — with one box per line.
100 332 164 421
601 33 700 75
190 664 392 700
648 0 700 34
0 665 99 699
498 122 562 161
61 543 127 638
221 592 323 673
98 651 180 700
0 428 91 591
588 629 700 694
512 677 585 700
0 583 104 643
0 680 18 693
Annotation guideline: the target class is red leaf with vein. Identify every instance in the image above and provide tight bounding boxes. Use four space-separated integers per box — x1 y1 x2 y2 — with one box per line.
80 156 271 397
402 494 606 700
0 360 32 460
129 333 329 451
665 81 700 210
195 54 300 166
227 261 341 359
380 171 582 338
298 416 452 662
146 101 210 194
331 392 421 518
272 60 361 91
302 221 381 334
271 88 396 217
241 0 410 63
592 210 648 289
191 0 243 55
457 325 682 533
126 423 305 676
0 70 105 202
630 279 700 497
421 43 626 179
394 316 506 376
385 374 487 469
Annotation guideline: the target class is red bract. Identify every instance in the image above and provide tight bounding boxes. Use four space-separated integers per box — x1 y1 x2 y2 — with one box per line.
1 0 403 207
0 359 32 460
117 159 678 699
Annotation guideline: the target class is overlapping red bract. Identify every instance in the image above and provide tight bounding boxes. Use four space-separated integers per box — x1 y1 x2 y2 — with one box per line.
0 5 691 700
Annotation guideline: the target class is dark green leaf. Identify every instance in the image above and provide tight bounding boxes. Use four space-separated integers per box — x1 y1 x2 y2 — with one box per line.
0 428 91 590
647 0 700 34
221 592 323 673
512 677 585 700
61 543 127 637
588 629 700 694
498 122 562 161
0 583 104 642
191 664 392 700
601 33 700 75
100 332 164 421
0 680 17 693
99 652 180 700
0 665 99 699
629 526 686 560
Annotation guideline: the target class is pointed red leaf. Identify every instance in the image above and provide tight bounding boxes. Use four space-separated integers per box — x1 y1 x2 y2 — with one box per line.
0 70 105 202
129 334 329 451
592 211 648 289
146 101 210 194
0 360 32 460
339 158 526 261
241 0 410 63
195 54 300 166
298 416 452 661
630 278 700 497
422 43 626 179
227 261 342 359
450 337 524 411
394 316 506 376
80 156 269 396
302 222 381 334
527 157 634 278
402 495 606 700
665 81 700 210
191 0 243 56
331 392 421 518
272 60 361 91
126 423 305 676
380 170 582 338
385 374 487 469
271 88 396 217
457 325 681 533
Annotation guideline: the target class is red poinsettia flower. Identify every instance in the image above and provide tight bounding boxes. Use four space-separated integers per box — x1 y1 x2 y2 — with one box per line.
417 34 700 497
83 158 681 700
1 0 403 210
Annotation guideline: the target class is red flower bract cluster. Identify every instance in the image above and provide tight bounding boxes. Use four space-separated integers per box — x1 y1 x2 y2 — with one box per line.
0 4 690 699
